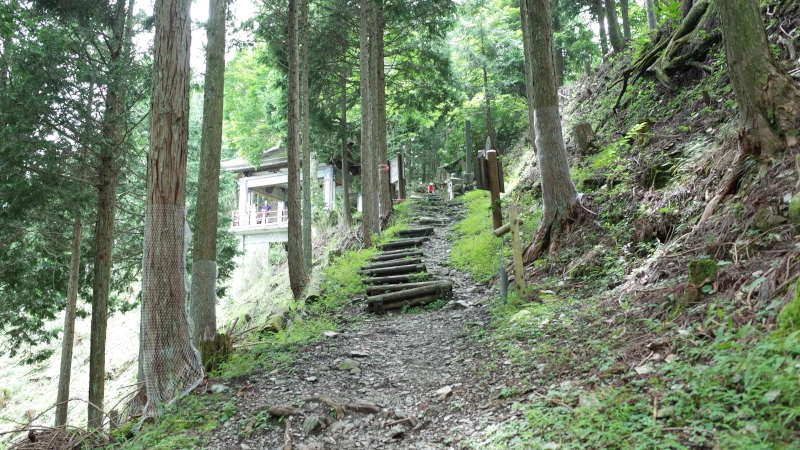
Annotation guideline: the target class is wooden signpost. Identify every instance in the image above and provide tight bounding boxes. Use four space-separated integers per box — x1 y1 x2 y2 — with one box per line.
493 205 526 295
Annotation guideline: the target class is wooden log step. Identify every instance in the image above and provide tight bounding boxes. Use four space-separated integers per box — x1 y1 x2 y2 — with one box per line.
359 263 426 277
377 238 427 251
397 227 434 237
360 258 423 271
365 280 451 296
377 248 424 257
361 274 431 285
370 251 423 262
367 293 445 314
367 283 452 305
417 217 448 225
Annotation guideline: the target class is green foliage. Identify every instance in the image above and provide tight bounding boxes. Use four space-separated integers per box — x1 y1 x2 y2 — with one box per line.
449 190 502 283
777 282 800 334
114 394 224 449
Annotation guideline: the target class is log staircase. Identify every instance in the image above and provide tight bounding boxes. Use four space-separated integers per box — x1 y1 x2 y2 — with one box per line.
360 196 458 313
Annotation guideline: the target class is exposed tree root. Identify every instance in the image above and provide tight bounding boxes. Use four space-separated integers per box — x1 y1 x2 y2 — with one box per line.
613 0 720 109
523 201 580 263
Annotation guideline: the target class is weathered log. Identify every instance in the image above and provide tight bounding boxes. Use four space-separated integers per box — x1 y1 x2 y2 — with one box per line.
370 250 423 262
360 258 422 271
361 273 431 285
365 280 451 296
398 227 434 237
367 293 444 313
377 238 426 251
359 263 426 276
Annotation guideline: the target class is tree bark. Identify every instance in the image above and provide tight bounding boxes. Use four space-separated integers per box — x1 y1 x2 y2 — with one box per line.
359 0 376 246
645 0 658 30
288 0 309 298
604 0 626 53
340 75 352 232
620 0 631 40
524 0 578 262
140 0 204 416
300 0 312 271
479 28 498 153
190 0 227 351
718 0 800 158
374 3 392 224
596 0 609 56
55 213 82 427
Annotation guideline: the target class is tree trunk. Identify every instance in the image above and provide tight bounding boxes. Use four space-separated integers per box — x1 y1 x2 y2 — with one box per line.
288 0 308 298
374 4 392 224
719 0 800 158
620 0 631 40
479 28 498 153
596 0 609 56
87 109 120 429
300 0 312 271
359 0 376 246
140 0 204 417
645 0 658 30
604 0 626 53
524 0 578 262
340 75 352 231
55 213 82 428
87 0 134 426
680 0 693 20
190 0 227 353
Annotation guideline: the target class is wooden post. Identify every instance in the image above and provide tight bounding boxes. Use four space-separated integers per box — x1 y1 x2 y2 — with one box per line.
397 152 406 200
509 205 525 295
486 149 503 230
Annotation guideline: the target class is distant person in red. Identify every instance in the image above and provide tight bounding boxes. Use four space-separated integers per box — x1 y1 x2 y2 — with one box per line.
427 184 434 194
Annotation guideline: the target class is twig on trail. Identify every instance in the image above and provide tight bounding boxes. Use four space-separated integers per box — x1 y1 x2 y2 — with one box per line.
652 396 659 426
283 419 292 450
384 417 413 427
265 406 303 417
302 396 381 419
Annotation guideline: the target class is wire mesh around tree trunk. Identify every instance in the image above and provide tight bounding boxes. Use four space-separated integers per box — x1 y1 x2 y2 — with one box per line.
139 205 205 417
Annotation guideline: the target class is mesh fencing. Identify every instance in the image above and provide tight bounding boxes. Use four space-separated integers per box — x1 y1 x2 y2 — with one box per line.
140 205 205 417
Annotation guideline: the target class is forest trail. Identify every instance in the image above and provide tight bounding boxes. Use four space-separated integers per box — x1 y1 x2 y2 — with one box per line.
206 199 511 449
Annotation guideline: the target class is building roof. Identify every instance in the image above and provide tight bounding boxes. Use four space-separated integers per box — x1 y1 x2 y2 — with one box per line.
221 144 288 173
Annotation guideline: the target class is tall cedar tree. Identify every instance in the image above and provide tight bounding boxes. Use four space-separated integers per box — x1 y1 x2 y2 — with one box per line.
523 0 578 262
518 0 536 149
645 0 658 30
288 0 309 298
359 0 377 246
190 0 227 347
301 0 312 271
718 0 800 157
54 214 82 427
374 2 392 223
88 0 134 427
140 0 205 415
604 0 626 53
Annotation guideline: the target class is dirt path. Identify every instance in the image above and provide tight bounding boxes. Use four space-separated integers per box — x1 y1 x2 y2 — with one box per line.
205 200 512 449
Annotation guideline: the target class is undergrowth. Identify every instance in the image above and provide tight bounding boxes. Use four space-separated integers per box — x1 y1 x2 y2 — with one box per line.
449 190 503 283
